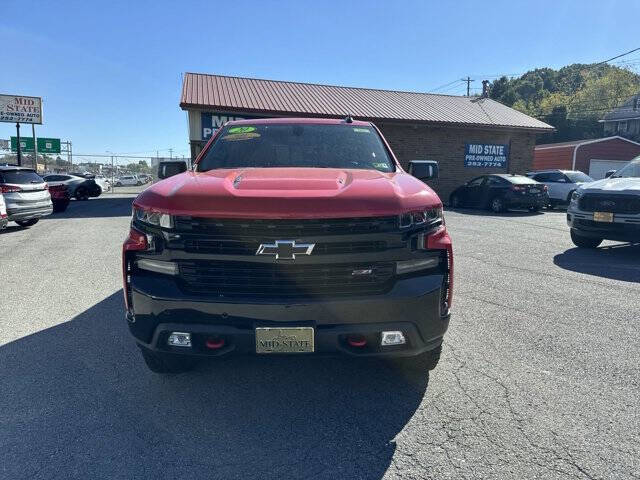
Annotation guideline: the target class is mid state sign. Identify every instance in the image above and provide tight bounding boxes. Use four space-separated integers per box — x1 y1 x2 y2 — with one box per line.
0 94 43 124
464 143 509 168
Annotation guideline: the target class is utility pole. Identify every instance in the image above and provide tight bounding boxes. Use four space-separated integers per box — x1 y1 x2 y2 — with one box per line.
15 123 22 166
461 76 475 96
169 148 173 160
111 155 114 192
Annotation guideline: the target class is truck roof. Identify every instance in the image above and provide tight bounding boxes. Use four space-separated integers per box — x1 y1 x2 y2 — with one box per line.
226 117 372 127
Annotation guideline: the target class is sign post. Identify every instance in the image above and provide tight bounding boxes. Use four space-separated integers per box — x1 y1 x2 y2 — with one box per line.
16 123 21 166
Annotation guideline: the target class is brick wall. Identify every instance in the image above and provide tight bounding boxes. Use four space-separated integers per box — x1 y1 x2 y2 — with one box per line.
377 123 538 203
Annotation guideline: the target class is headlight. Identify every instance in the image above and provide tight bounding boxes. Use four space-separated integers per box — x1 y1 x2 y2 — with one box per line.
400 206 443 228
570 190 582 205
133 207 174 228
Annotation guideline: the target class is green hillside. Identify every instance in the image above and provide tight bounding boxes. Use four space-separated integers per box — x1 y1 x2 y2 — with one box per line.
488 64 640 143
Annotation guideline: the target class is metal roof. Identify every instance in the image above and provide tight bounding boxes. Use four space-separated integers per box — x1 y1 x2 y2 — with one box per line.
602 94 640 122
535 136 640 150
181 73 554 132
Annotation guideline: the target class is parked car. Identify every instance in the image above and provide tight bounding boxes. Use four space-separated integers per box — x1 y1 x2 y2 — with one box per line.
115 175 142 186
567 156 640 248
526 170 594 208
0 166 53 227
123 118 453 374
48 184 71 212
449 174 548 213
0 193 7 229
138 174 152 184
42 174 102 200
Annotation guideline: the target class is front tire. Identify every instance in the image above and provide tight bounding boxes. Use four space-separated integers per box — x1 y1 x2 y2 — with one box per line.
138 346 197 374
570 229 603 248
489 197 505 213
75 187 89 201
16 218 39 227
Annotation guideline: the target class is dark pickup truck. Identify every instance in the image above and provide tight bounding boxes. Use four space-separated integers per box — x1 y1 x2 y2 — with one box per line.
123 118 453 374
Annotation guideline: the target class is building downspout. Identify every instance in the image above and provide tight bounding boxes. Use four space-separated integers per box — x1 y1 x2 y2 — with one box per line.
572 144 580 170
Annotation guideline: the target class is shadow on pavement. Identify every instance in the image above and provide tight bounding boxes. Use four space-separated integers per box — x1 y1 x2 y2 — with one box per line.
554 243 640 282
0 292 428 480
42 195 136 220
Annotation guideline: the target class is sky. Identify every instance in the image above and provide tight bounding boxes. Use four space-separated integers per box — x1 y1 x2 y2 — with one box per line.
1 0 638 164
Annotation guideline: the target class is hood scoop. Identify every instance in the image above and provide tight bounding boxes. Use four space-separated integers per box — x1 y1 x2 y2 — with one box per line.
230 168 351 191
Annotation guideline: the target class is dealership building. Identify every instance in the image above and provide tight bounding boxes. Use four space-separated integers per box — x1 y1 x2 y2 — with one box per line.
180 73 553 200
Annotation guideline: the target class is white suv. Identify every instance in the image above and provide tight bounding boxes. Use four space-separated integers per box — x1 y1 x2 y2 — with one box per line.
527 170 594 208
115 175 142 187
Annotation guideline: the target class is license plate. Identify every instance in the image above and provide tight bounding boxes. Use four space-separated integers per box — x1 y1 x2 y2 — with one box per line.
530 188 540 194
593 211 614 223
255 327 314 354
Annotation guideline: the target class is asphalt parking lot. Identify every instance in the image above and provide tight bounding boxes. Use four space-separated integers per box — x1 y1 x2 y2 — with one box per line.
1 193 639 480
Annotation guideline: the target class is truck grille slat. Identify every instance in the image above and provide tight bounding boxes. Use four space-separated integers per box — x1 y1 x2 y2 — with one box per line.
174 216 400 237
177 261 395 297
579 194 640 214
180 238 392 255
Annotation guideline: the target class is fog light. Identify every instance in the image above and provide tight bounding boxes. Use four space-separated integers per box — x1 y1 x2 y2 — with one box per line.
381 331 406 346
167 332 191 347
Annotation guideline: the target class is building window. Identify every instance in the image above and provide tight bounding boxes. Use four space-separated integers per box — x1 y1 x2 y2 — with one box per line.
618 121 628 133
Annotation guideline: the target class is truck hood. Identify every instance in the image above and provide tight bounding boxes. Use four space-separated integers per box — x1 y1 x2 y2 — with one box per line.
134 168 441 218
579 177 640 193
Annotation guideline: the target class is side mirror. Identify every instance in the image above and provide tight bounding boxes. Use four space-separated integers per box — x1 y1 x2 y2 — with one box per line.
408 160 439 181
158 162 187 179
605 170 616 178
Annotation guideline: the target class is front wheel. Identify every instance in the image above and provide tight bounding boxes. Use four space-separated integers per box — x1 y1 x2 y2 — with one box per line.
570 229 603 248
16 218 39 227
138 346 197 374
75 187 89 200
489 197 505 213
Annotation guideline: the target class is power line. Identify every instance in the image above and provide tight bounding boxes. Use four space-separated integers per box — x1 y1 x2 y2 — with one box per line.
592 47 640 66
427 79 463 93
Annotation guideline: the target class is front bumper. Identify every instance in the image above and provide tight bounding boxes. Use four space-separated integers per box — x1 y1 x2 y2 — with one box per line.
127 273 449 358
567 209 640 242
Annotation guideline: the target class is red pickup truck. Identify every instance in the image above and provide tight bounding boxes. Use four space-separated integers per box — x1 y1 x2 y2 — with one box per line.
123 118 453 374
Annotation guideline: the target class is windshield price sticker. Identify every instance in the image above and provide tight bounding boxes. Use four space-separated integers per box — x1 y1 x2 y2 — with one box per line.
464 143 509 168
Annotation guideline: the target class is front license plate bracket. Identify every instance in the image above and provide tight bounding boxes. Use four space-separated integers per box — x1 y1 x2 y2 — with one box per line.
255 327 315 354
593 211 614 223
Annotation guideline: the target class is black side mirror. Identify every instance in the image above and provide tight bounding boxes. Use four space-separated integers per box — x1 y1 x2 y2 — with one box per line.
605 170 616 178
158 161 187 179
408 160 439 181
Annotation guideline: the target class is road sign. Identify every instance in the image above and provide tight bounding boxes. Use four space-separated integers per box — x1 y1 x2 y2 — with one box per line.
11 137 61 154
0 94 43 124
37 137 61 154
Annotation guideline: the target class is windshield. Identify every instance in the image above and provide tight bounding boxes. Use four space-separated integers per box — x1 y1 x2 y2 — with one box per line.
197 124 395 172
612 159 640 178
565 171 594 183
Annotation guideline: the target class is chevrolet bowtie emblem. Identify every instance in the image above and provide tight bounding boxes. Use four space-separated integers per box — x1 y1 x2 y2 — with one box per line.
256 240 315 261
